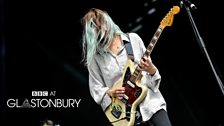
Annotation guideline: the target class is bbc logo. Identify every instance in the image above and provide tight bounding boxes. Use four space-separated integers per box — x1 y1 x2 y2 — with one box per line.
32 91 48 96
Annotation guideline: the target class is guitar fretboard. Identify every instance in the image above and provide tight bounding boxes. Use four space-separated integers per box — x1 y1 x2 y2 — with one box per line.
130 26 164 82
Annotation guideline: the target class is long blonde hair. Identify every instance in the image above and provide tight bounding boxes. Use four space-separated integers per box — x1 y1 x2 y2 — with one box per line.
81 8 124 66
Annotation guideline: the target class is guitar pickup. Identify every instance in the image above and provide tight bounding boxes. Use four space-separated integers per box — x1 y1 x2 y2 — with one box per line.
134 88 142 98
127 81 135 88
123 94 129 100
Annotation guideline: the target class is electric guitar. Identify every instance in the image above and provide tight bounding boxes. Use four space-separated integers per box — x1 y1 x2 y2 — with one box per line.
105 6 180 126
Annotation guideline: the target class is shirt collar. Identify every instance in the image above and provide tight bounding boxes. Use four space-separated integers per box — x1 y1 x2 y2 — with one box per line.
106 34 129 55
121 34 130 43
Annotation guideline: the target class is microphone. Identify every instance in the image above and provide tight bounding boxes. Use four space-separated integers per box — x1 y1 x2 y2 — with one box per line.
180 0 197 10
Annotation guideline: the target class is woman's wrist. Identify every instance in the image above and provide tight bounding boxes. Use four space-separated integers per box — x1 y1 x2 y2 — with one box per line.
147 63 157 75
106 89 113 98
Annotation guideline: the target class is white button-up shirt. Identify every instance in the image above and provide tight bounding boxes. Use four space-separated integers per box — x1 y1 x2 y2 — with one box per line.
88 33 166 121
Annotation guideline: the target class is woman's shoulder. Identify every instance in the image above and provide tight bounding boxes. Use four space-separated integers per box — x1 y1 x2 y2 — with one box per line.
127 32 142 41
126 32 143 44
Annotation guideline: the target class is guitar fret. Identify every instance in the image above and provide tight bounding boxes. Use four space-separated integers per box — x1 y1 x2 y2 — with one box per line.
129 75 136 82
155 31 160 37
133 70 139 77
130 69 139 80
155 28 162 37
151 37 157 44
148 43 154 50
145 50 150 56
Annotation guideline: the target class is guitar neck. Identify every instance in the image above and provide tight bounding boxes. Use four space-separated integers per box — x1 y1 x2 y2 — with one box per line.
130 26 164 82
144 26 164 57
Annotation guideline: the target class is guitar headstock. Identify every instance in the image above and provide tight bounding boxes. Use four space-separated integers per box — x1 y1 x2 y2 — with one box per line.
160 6 180 28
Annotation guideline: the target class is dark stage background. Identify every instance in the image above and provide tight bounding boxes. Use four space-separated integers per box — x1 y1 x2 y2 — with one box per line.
1 0 224 126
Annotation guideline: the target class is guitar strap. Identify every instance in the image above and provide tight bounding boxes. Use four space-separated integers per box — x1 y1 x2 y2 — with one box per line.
123 33 135 61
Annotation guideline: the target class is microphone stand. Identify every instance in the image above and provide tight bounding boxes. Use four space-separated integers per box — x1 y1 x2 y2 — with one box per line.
180 0 224 96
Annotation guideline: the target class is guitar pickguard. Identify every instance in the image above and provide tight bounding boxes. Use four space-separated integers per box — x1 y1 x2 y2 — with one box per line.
122 67 143 105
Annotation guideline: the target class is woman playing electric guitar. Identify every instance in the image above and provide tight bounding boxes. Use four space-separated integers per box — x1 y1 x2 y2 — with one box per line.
81 8 173 126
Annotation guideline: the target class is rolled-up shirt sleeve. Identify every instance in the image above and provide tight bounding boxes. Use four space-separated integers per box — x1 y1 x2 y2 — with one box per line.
88 57 112 111
141 70 161 92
